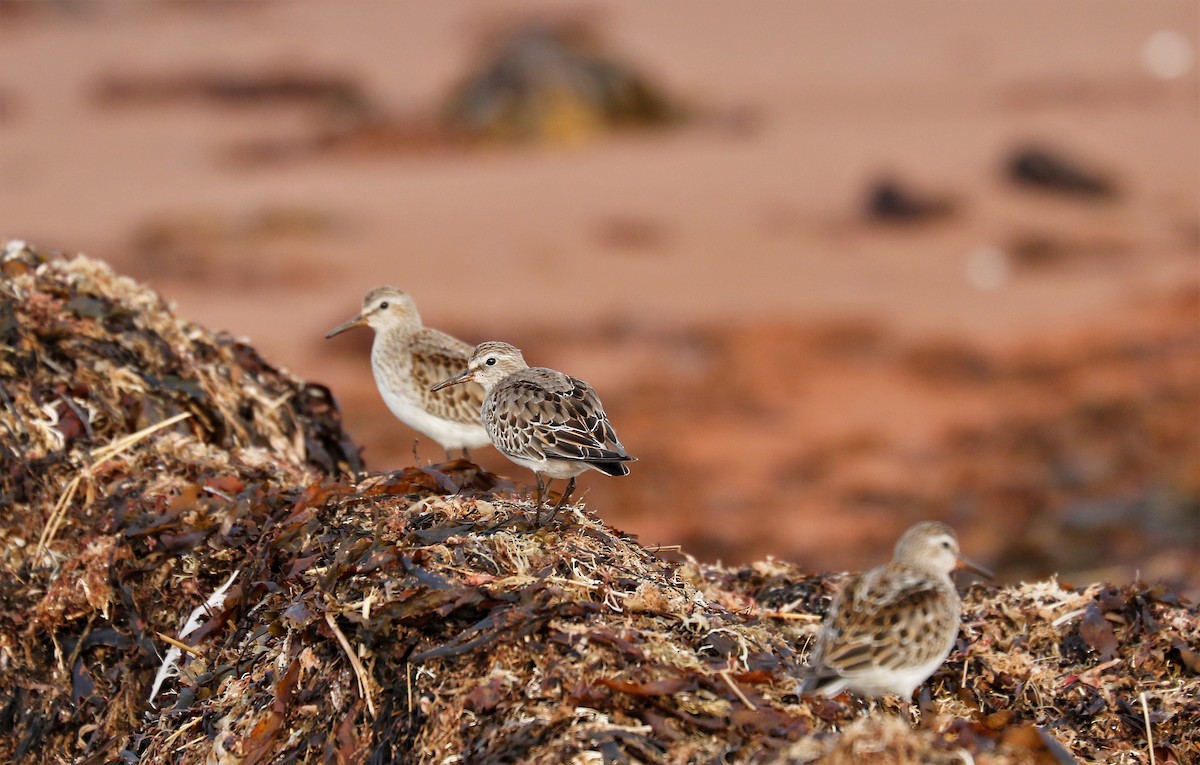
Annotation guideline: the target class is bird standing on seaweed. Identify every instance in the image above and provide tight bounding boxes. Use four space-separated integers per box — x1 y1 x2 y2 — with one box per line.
326 287 490 461
800 521 991 705
432 341 635 523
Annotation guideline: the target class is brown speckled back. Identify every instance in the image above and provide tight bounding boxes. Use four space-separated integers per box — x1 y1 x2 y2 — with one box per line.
483 367 630 466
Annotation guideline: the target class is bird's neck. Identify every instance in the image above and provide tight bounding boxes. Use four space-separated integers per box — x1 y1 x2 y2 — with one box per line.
373 323 418 358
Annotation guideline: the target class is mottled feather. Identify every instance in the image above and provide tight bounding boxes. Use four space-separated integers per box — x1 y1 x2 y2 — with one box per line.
484 368 632 471
805 565 958 688
800 521 974 699
328 286 490 454
405 330 486 425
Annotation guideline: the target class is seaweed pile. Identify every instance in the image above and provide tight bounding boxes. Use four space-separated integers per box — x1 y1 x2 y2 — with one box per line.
442 20 683 144
1 244 1196 763
0 242 361 759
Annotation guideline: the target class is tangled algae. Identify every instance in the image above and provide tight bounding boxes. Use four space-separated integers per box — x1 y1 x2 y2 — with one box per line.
0 242 1196 764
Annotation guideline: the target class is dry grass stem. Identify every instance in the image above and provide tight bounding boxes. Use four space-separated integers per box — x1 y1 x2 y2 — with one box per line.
155 632 204 658
325 611 377 718
719 669 756 710
1141 691 1155 765
762 611 822 621
34 473 80 564
89 410 193 465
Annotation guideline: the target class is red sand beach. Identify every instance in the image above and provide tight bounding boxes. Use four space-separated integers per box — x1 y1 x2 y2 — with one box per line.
2 0 1197 591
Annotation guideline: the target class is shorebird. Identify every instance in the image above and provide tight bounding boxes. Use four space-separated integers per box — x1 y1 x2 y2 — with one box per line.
799 521 991 701
325 287 490 461
431 341 634 523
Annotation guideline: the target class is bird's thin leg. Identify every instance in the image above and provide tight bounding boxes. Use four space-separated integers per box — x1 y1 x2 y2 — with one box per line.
444 446 456 463
460 447 471 461
533 474 546 525
543 477 577 525
914 686 934 728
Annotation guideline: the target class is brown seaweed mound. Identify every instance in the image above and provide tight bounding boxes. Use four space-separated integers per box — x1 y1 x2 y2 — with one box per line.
1 243 1197 764
442 20 684 144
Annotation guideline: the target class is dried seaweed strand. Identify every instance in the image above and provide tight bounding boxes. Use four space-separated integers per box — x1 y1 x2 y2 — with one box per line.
263 390 294 413
149 569 240 708
202 485 236 502
0 380 29 438
1052 607 1088 627
57 392 95 441
325 611 377 718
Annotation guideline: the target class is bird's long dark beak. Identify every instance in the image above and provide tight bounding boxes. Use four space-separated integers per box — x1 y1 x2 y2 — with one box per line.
955 554 994 580
325 314 367 339
431 368 472 392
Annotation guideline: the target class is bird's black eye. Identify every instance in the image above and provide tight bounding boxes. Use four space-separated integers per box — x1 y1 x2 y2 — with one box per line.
486 357 497 366
379 301 389 310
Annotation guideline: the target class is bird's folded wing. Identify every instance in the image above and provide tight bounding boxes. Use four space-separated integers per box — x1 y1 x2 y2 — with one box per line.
851 564 944 610
530 378 630 462
410 331 484 423
817 568 948 675
541 423 630 463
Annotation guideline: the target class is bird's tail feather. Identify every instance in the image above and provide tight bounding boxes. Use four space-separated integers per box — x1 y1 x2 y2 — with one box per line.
589 460 632 477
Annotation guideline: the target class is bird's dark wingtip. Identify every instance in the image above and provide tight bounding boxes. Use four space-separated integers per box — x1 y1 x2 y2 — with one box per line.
591 460 632 477
797 668 841 697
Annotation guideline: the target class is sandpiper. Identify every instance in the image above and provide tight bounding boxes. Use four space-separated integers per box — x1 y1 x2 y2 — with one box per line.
431 341 635 523
799 521 991 701
325 287 490 461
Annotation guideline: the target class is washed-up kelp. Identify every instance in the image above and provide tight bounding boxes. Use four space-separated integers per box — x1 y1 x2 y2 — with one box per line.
442 20 684 144
0 242 360 760
1 243 1197 764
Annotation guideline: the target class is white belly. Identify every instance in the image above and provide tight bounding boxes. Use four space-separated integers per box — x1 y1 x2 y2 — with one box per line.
503 452 593 480
379 385 490 451
840 645 954 698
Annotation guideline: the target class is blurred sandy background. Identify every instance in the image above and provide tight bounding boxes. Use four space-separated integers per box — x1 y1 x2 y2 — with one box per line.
2 0 1197 594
